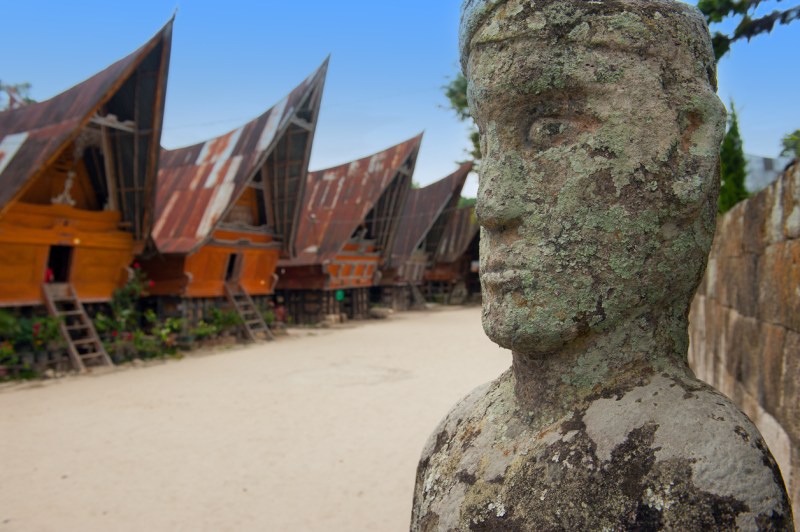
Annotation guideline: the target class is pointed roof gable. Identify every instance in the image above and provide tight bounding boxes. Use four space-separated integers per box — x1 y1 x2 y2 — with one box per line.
436 204 479 264
390 162 471 266
152 59 329 255
286 133 423 266
0 20 174 228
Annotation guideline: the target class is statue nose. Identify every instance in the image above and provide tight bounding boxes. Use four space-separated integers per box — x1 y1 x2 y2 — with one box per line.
476 173 525 233
476 199 523 234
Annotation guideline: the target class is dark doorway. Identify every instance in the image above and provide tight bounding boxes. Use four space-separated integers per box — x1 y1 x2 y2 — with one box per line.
47 245 73 283
224 253 242 282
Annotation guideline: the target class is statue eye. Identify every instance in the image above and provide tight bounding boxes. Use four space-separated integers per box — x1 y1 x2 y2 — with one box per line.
527 118 569 148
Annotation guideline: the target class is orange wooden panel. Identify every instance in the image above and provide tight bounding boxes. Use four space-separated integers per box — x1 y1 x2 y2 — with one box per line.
239 248 280 296
72 247 132 302
138 255 188 296
222 187 260 226
333 253 380 264
424 263 460 282
19 146 101 211
0 242 49 306
181 244 280 298
184 246 230 297
0 200 134 305
1 203 125 244
275 265 327 291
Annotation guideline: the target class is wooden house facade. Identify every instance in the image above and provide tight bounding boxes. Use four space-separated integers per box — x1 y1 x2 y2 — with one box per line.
0 22 173 369
139 61 327 340
276 134 422 324
379 162 471 310
424 204 480 304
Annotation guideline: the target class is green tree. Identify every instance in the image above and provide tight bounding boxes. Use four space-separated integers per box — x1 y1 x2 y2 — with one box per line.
719 102 749 214
443 73 481 161
780 128 800 157
0 81 34 110
457 196 476 208
698 0 800 60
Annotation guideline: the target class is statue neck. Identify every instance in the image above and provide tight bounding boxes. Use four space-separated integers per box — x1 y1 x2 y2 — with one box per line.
510 311 693 420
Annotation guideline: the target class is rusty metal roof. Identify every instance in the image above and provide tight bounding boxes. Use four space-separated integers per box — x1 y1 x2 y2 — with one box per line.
284 133 423 266
435 204 479 264
389 162 471 267
152 59 328 255
0 20 174 234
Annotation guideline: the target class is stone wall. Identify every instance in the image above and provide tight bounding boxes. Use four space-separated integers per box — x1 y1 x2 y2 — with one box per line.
689 159 800 523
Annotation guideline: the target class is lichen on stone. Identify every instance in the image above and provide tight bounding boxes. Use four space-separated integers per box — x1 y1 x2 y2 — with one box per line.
411 0 795 530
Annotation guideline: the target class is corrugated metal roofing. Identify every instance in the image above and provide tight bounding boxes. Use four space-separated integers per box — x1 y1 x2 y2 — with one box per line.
0 20 173 221
389 162 471 266
152 59 328 255
284 133 423 266
435 204 479 264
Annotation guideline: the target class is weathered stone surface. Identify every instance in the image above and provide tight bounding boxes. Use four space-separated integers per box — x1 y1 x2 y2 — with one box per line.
715 203 745 258
782 332 800 444
689 160 799 523
726 313 762 401
414 373 789 531
743 189 768 255
412 0 794 529
759 241 800 332
760 323 788 416
716 253 759 318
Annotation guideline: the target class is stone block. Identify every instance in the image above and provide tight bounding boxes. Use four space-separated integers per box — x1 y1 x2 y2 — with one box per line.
714 207 744 258
792 445 800 529
780 331 800 443
742 189 768 255
716 254 759 318
759 323 788 417
758 242 800 331
726 312 761 400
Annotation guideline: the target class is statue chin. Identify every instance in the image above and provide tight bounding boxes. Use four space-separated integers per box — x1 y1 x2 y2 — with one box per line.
482 304 579 356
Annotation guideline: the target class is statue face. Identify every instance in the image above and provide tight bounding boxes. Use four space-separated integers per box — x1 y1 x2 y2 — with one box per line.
466 0 726 355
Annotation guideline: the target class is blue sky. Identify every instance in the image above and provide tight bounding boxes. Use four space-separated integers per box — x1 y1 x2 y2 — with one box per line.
1 1 797 198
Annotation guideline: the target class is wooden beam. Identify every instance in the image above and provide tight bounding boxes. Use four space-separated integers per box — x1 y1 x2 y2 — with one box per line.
100 126 118 211
90 114 137 133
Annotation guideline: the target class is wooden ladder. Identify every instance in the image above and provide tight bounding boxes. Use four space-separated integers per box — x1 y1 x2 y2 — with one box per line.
224 283 273 342
42 283 113 372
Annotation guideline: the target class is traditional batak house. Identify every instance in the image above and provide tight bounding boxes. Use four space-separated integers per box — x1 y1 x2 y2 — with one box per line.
140 60 328 341
0 21 173 370
379 162 471 310
276 134 422 324
424 203 481 304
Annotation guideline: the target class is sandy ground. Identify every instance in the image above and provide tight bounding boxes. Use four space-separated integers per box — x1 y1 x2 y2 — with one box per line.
0 306 510 532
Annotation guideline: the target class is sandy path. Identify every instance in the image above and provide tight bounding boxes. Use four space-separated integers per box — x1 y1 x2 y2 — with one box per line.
0 306 510 531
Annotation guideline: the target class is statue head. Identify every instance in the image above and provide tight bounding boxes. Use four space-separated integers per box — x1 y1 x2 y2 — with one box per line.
461 0 726 355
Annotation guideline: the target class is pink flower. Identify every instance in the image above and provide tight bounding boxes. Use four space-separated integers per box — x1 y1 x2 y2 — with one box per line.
133 262 141 269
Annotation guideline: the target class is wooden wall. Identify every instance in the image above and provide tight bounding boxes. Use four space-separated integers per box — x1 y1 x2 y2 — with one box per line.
142 230 280 298
0 203 132 306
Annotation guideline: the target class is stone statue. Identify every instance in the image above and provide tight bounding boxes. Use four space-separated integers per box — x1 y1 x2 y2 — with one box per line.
411 1 795 530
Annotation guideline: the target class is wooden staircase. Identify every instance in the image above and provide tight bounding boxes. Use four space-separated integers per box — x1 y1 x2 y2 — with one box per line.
42 283 113 372
224 283 273 342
